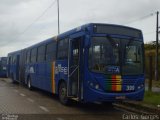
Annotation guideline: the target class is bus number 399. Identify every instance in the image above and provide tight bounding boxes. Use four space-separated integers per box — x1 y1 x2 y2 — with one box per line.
126 85 135 91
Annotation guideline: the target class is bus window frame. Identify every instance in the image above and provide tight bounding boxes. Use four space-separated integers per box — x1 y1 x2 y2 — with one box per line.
46 41 57 62
31 48 37 63
57 38 69 60
26 50 31 64
37 45 46 63
88 35 144 75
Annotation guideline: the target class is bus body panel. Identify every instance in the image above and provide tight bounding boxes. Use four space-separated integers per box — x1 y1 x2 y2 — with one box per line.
84 86 144 102
7 23 145 103
83 68 145 102
54 60 68 94
24 38 57 93
25 60 53 92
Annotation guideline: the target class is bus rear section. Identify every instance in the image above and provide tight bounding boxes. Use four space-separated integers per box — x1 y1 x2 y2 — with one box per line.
7 51 21 83
82 24 145 103
0 57 7 77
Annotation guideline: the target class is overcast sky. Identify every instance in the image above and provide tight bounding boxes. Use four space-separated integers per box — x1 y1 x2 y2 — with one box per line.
0 0 160 56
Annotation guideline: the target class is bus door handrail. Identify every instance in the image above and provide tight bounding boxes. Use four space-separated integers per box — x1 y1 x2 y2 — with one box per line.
69 65 79 77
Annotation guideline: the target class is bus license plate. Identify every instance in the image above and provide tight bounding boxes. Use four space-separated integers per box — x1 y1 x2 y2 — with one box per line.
115 96 126 100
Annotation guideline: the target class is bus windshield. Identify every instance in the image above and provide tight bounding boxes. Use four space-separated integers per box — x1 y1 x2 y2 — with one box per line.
89 37 144 75
89 37 120 74
122 40 144 75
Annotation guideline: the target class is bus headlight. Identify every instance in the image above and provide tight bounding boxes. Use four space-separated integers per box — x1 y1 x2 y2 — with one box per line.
95 84 99 89
88 81 100 90
137 84 144 90
90 82 94 87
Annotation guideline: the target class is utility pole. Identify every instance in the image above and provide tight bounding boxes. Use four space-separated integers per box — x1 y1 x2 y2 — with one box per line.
57 0 60 34
149 56 153 92
155 11 159 81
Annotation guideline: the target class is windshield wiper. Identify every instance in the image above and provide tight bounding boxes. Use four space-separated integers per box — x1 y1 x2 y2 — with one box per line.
106 35 117 47
125 37 135 52
127 37 135 46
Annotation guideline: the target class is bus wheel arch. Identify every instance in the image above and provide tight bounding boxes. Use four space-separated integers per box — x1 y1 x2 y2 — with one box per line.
58 79 69 105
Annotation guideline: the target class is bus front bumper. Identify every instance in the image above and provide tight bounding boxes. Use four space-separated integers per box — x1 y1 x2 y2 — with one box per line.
83 87 145 103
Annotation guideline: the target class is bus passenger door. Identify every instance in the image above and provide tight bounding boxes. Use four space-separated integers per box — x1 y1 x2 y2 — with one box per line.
68 37 81 98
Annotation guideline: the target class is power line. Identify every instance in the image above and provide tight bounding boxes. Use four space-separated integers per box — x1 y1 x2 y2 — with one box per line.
20 0 57 35
124 12 156 25
0 0 57 47
57 0 60 34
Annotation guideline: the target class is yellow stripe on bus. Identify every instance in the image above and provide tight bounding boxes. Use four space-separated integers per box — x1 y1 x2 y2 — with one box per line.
52 62 55 94
116 85 122 91
116 75 121 79
116 75 122 91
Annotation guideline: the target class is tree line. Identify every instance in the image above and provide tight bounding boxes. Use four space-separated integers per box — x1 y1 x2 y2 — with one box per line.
145 41 160 80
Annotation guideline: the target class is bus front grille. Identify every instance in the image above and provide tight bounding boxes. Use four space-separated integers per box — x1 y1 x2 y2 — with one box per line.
104 76 136 92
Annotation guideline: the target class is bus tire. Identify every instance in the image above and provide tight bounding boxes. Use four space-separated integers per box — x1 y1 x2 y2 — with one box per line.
58 82 69 105
27 77 32 90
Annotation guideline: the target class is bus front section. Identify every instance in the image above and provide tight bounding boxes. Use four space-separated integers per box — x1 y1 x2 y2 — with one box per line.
84 24 144 103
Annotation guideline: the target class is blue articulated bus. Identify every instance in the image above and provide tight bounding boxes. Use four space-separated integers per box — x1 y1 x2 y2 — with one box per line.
0 57 7 77
7 23 145 104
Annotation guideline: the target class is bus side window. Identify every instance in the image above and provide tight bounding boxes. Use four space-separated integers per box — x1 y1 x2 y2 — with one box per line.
8 57 11 65
11 56 13 64
31 48 37 63
26 51 31 64
57 38 68 60
37 45 46 62
73 48 79 65
13 56 16 64
46 41 56 61
10 56 13 64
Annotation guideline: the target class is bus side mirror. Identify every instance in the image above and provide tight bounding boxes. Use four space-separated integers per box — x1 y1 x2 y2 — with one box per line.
85 35 91 48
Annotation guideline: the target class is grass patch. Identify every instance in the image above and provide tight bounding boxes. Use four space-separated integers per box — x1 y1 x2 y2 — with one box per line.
143 91 160 107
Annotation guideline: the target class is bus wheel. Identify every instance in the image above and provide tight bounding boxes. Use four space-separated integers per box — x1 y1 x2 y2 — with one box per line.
27 78 32 90
59 82 69 105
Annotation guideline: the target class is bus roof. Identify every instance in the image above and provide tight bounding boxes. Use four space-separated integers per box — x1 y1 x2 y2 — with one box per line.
8 49 21 56
8 23 142 54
